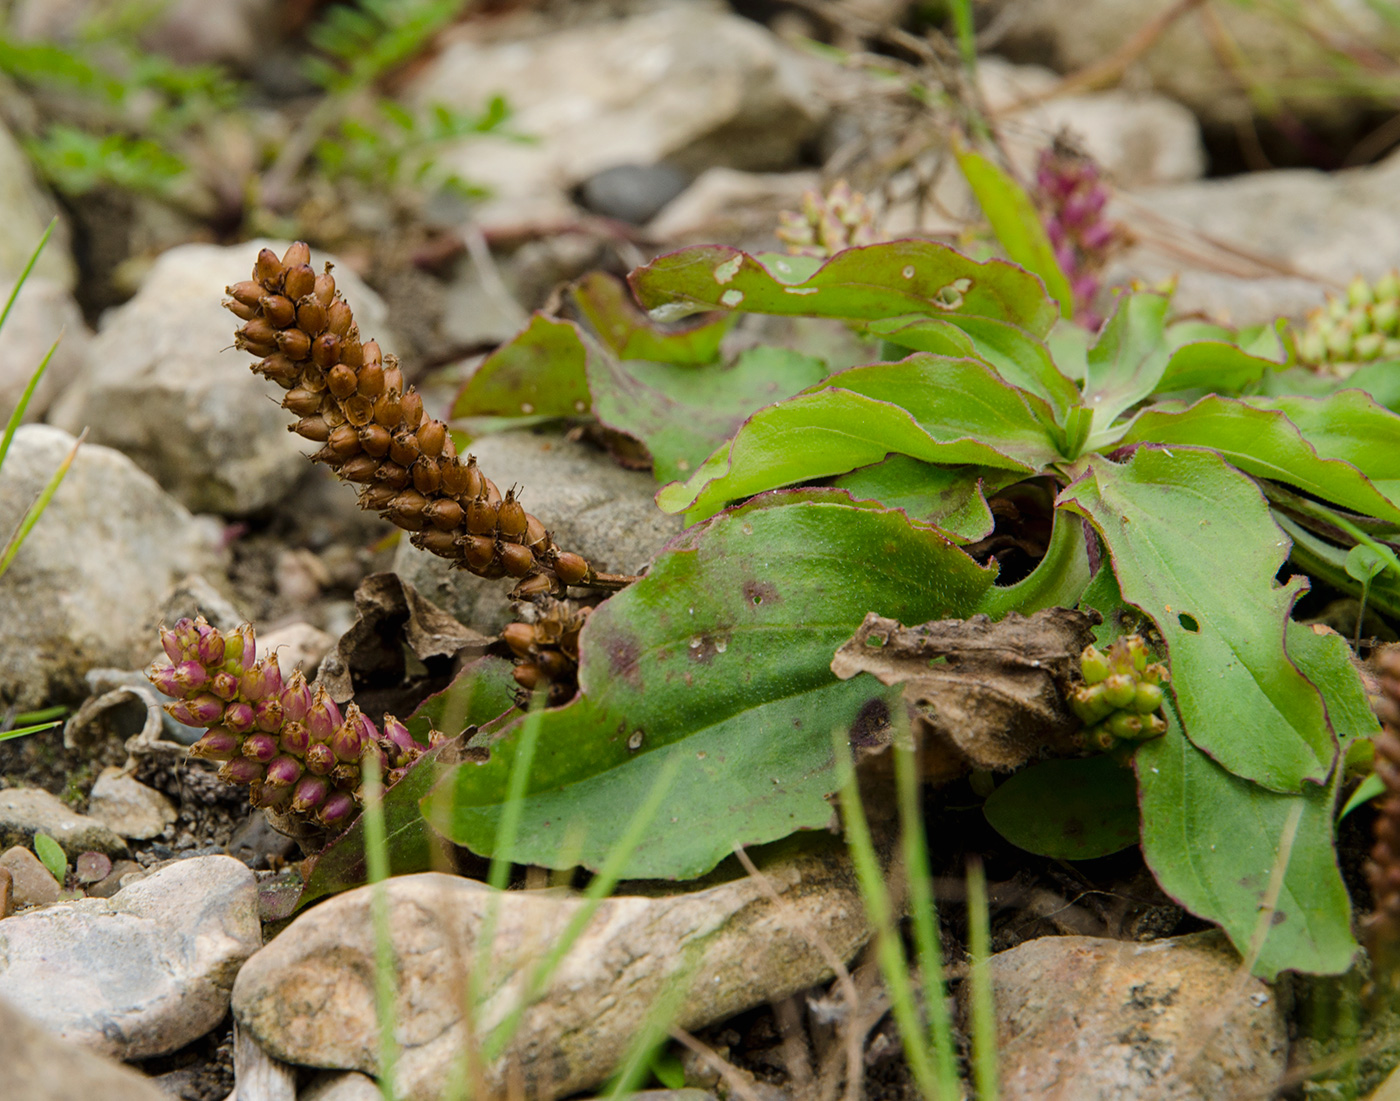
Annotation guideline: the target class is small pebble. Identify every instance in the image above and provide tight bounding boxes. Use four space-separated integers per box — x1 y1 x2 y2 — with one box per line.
88 859 147 899
0 865 12 917
0 845 60 907
86 766 178 841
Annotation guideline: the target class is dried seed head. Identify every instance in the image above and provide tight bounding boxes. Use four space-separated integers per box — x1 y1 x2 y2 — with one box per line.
284 263 315 301
254 248 284 287
297 297 328 335
277 328 312 360
260 294 296 328
327 363 358 399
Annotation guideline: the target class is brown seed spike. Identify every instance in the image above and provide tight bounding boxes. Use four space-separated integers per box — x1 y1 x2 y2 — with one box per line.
277 328 312 360
260 295 296 328
228 280 263 307
282 241 312 268
255 248 284 288
554 552 591 586
416 419 446 459
424 498 463 531
284 264 316 301
499 542 534 578
497 489 527 539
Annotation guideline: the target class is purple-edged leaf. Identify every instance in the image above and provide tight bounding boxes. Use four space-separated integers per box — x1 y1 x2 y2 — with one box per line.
423 493 996 879
572 271 733 365
983 755 1139 860
1082 294 1170 435
656 357 1059 519
628 241 1060 335
450 314 593 420
1058 448 1334 791
1153 342 1281 396
1137 706 1356 980
403 654 519 743
1119 396 1400 524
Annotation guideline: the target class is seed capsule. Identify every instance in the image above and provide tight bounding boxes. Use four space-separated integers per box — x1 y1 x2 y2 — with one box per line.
243 733 279 763
388 431 420 468
1080 645 1111 685
412 457 441 495
363 340 383 369
383 365 404 394
511 573 555 598
292 416 331 442
513 663 543 691
284 263 315 301
467 496 498 534
340 333 364 368
327 363 358 399
358 423 391 457
189 727 239 761
298 364 327 392
297 297 328 335
282 241 311 268
221 758 265 786
277 328 312 360
536 650 572 680
327 299 354 337
318 790 357 828
240 317 277 346
343 395 375 426
401 389 424 429
357 361 385 398
255 354 301 387
416 528 461 556
226 298 257 321
424 498 462 531
554 552 590 586
228 280 263 307
462 534 495 571
260 294 296 328
291 774 330 814
373 391 403 428
500 541 534 578
254 248 284 288
312 333 341 368
314 270 337 304
1133 682 1164 714
358 484 398 510
283 388 322 416
416 419 446 459
340 456 380 482
389 489 427 521
325 424 361 460
504 623 535 659
524 515 548 552
440 459 471 497
374 461 411 490
497 489 528 539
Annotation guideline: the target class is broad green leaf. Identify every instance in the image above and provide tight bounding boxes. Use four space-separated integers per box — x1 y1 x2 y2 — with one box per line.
1284 620 1381 749
1165 320 1233 351
1058 449 1334 791
1153 342 1280 396
656 357 1059 519
871 315 1079 421
1046 318 1090 381
32 831 66 877
831 456 1018 541
952 140 1074 321
590 346 828 484
571 271 732 365
1136 712 1356 980
1082 294 1171 435
977 506 1094 618
1340 772 1384 820
424 495 996 879
450 314 592 420
402 654 519 744
628 241 1060 335
983 755 1139 859
1244 390 1400 509
1277 515 1400 621
1119 397 1400 525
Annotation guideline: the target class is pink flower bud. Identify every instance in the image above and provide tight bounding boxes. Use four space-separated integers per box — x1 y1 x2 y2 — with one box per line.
210 670 239 701
171 618 201 658
291 774 330 814
159 625 184 664
255 698 284 733
173 661 210 695
147 662 182 697
306 687 342 742
265 755 304 788
280 721 310 758
223 700 256 734
243 733 279 763
317 790 357 828
381 715 419 767
305 742 336 775
330 719 363 764
228 624 256 673
219 757 265 785
195 624 226 668
168 693 224 727
189 727 239 761
280 672 312 723
240 658 282 703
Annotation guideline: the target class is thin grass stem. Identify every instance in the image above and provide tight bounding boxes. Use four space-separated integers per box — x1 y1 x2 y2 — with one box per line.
362 757 399 1101
966 857 999 1101
0 426 85 579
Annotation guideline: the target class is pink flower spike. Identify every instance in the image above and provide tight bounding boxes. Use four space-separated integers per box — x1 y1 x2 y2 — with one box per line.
317 790 357 828
291 774 330 814
265 755 304 788
223 700 256 734
242 733 279 763
168 693 224 727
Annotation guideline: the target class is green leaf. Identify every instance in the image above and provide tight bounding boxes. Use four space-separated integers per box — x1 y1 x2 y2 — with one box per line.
952 140 1074 321
402 655 519 744
1284 621 1380 749
423 494 996 879
831 456 1018 541
1346 543 1386 583
1340 772 1384 821
1153 342 1280 397
1276 515 1400 621
628 242 1060 335
1058 449 1334 791
976 505 1094 618
1082 294 1171 436
572 271 732 365
1136 712 1357 980
449 314 593 420
1244 390 1400 510
1119 396 1400 525
983 755 1139 859
32 832 66 880
656 357 1059 520
0 719 61 743
590 345 828 484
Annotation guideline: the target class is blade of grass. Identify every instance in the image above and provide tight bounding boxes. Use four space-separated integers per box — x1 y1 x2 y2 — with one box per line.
0 427 85 579
947 0 977 72
10 705 66 725
966 857 999 1101
480 746 683 1062
0 719 61 742
603 948 699 1100
894 736 960 1098
0 335 61 472
0 217 54 338
832 727 944 1099
362 757 399 1101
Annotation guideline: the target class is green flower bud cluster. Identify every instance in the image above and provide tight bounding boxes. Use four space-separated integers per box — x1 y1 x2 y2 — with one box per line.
1070 635 1169 751
1294 271 1400 373
148 616 440 834
776 180 877 259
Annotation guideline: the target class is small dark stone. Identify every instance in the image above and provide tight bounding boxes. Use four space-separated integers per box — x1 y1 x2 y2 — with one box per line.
577 164 690 224
227 811 299 870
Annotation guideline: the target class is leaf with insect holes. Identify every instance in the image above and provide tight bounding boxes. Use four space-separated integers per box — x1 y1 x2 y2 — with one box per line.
423 492 996 880
1136 706 1356 980
571 271 733 365
983 755 1139 860
628 242 1060 334
1058 448 1335 792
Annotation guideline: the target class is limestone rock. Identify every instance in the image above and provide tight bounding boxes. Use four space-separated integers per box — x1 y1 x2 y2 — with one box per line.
85 767 177 841
0 424 222 709
0 276 89 423
233 840 870 1100
985 931 1287 1100
392 430 683 634
0 995 170 1101
0 855 261 1059
48 240 397 515
301 1071 384 1101
0 845 61 907
0 788 126 857
647 168 821 246
406 5 823 229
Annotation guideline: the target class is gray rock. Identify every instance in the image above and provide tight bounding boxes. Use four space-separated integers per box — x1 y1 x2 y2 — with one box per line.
0 995 170 1101
85 767 177 841
392 430 683 633
647 167 820 246
406 5 823 229
48 240 396 515
0 276 90 423
0 424 223 709
579 163 691 225
985 931 1287 1100
0 845 61 907
0 788 126 858
0 854 261 1060
1109 145 1400 325
985 0 1396 129
301 1071 384 1101
233 839 870 1101
0 119 76 289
